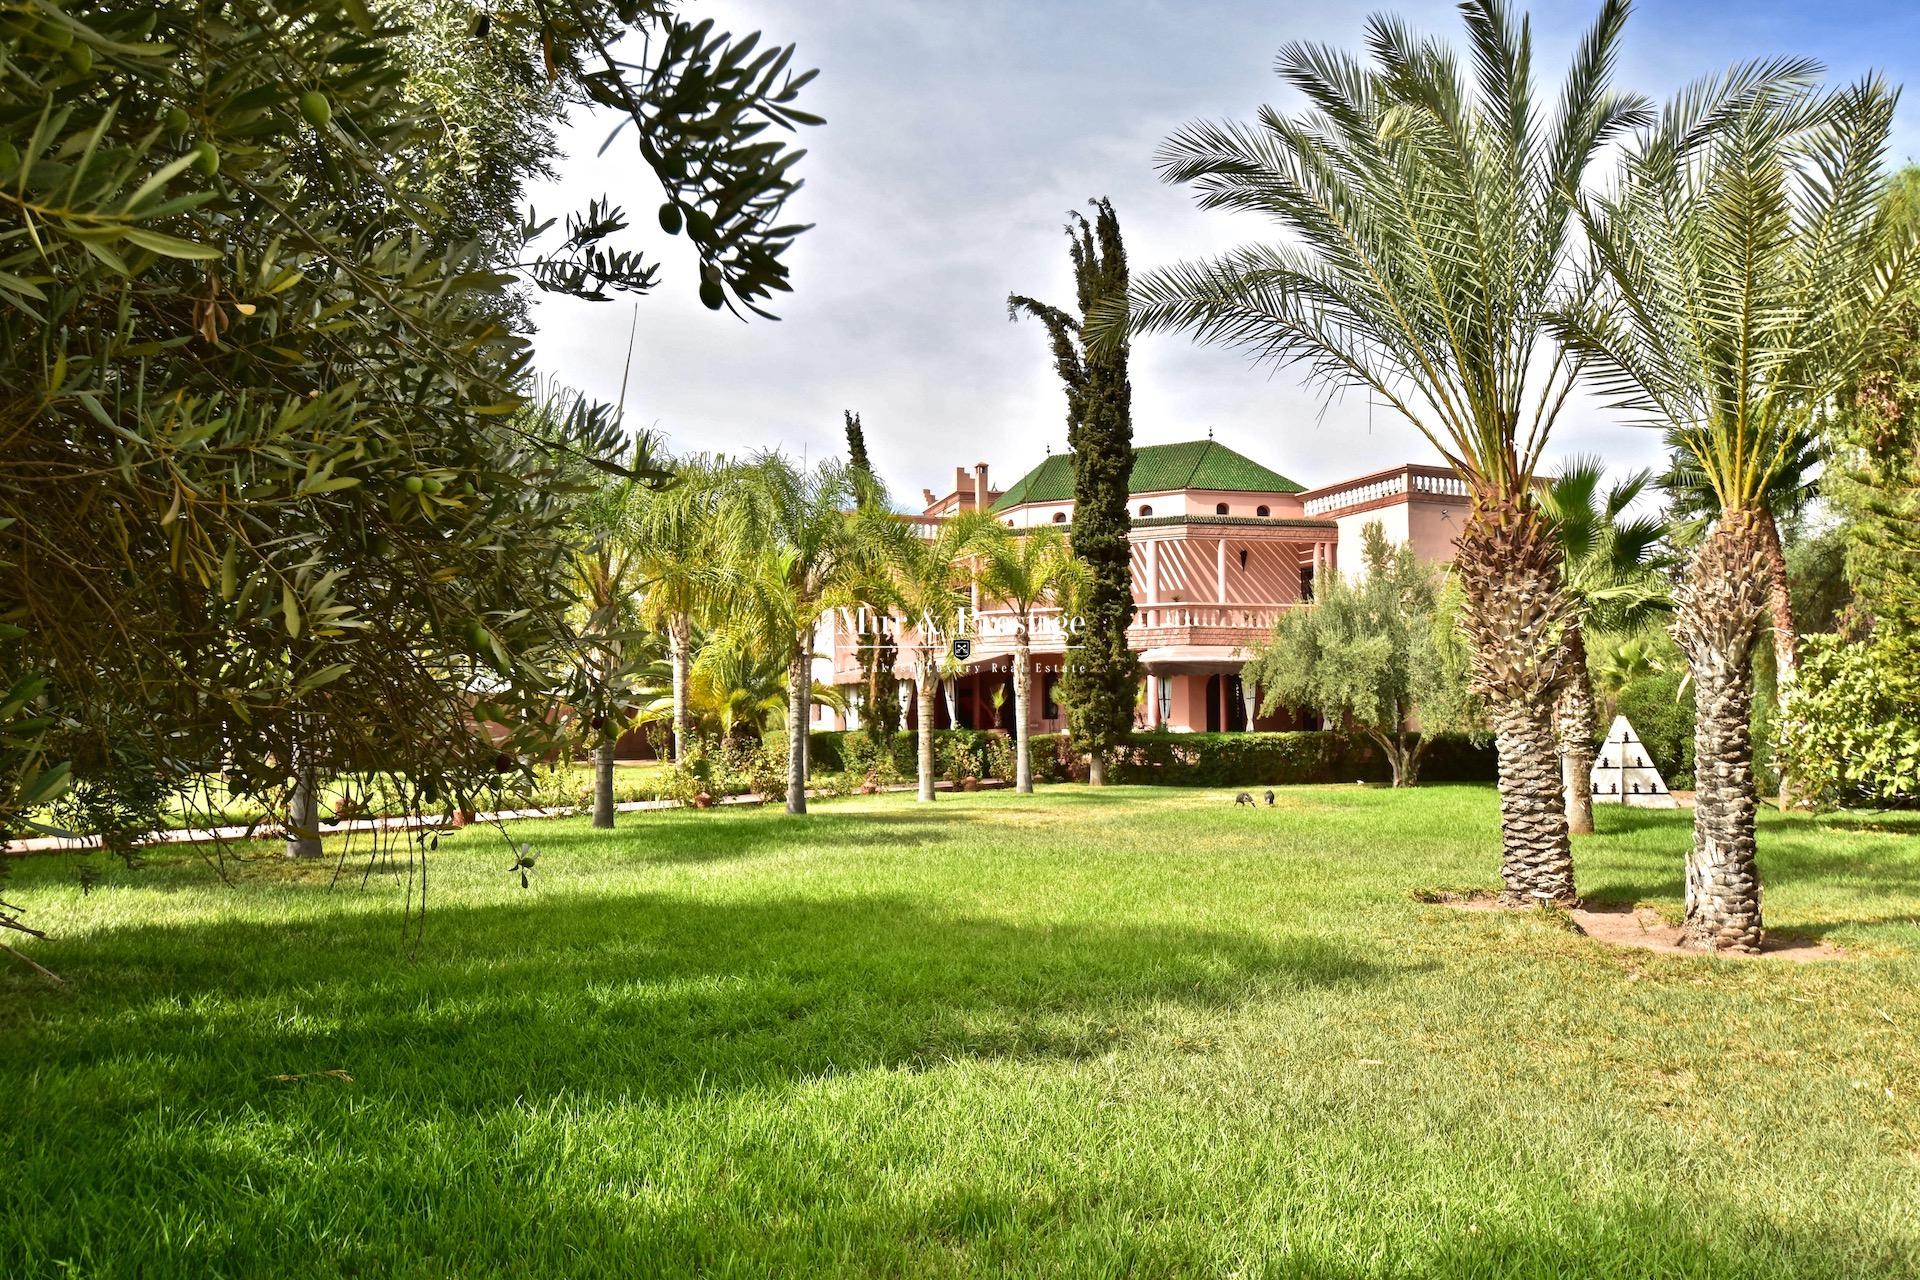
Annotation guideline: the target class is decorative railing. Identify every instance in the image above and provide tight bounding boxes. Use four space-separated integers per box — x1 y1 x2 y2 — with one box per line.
1129 604 1287 631
1410 470 1469 497
1303 465 1467 515
961 603 1292 651
823 601 1297 675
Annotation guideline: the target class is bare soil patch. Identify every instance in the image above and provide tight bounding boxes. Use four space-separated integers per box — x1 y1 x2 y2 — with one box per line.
1416 889 1845 961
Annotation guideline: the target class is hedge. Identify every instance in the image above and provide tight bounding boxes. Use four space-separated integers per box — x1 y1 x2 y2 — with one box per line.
812 729 1496 788
1104 731 1494 787
808 730 1066 785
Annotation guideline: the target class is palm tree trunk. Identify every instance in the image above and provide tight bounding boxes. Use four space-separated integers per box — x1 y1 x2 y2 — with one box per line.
1013 629 1033 793
1673 511 1769 953
1556 623 1597 837
1755 509 1798 808
1755 509 1798 686
592 741 615 829
668 612 692 764
284 734 322 860
1488 698 1574 901
1454 498 1580 905
917 667 937 802
786 640 808 815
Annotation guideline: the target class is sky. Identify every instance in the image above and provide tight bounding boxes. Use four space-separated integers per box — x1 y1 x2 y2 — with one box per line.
526 0 1920 506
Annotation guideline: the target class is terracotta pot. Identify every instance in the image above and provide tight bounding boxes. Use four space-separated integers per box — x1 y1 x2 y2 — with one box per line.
692 791 714 810
962 775 980 793
450 809 477 829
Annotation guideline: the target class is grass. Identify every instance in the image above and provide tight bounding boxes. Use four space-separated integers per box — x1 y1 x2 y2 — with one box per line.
3 785 1919 1278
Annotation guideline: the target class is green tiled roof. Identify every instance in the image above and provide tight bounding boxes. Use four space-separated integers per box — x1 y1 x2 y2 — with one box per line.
991 440 1304 512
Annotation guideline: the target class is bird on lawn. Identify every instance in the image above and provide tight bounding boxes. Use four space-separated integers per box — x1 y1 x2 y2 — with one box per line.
1264 790 1275 806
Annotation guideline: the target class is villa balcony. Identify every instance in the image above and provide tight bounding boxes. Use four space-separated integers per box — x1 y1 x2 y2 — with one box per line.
963 601 1292 665
1300 463 1469 517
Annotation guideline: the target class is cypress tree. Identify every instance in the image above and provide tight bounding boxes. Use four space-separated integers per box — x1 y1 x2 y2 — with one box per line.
1009 198 1139 784
844 411 901 744
844 409 873 476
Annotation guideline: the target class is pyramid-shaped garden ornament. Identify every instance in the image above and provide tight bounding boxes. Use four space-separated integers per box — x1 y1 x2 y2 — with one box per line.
1589 715 1677 808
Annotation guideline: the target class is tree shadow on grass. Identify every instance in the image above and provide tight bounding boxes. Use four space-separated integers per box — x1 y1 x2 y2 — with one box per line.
494 804 1005 865
527 1183 1918 1280
0 890 1399 1274
7 890 1384 1118
1579 806 1920 939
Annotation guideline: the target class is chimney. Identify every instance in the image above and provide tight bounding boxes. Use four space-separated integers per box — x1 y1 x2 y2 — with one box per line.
974 462 990 510
955 466 969 503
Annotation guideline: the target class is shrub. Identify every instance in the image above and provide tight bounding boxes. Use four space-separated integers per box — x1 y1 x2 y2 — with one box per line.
810 729 1492 789
809 730 1066 789
1106 732 1356 786
1101 732 1496 787
1781 634 1920 808
1613 670 1695 789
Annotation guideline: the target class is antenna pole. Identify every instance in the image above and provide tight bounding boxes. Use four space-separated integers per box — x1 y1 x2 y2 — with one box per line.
615 302 640 428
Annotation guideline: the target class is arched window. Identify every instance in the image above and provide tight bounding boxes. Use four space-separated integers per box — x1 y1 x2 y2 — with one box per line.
1238 548 1248 570
1215 502 1229 515
1137 504 1153 517
1052 512 1067 523
1256 505 1270 517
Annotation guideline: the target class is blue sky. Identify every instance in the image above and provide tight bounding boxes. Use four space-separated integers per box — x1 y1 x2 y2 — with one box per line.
527 1 1920 502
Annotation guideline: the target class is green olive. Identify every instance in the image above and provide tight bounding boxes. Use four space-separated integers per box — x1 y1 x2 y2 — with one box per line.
468 621 491 651
298 90 332 129
686 209 713 241
698 280 725 311
191 141 220 177
658 202 683 235
423 477 444 496
164 106 191 136
403 476 425 495
62 43 91 76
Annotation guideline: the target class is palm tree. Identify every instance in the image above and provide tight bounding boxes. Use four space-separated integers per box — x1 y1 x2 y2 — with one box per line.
630 456 734 766
731 454 872 814
687 631 846 748
1112 0 1647 904
567 431 672 829
1662 425 1822 807
972 523 1075 794
1592 632 1670 724
1556 64 1902 950
1537 459 1668 835
875 513 993 802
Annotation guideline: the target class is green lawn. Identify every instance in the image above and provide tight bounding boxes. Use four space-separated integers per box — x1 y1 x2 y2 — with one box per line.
4 786 1919 1278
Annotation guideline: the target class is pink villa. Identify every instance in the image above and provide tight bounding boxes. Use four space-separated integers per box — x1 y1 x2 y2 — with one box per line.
812 439 1470 736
